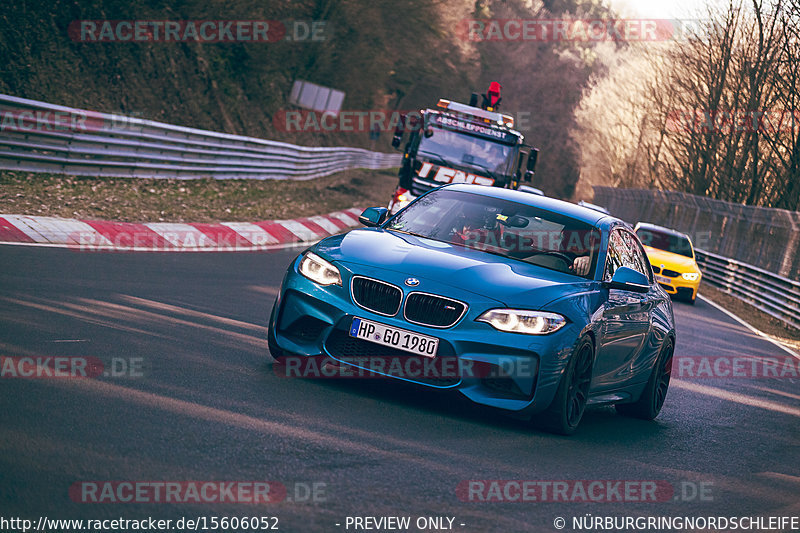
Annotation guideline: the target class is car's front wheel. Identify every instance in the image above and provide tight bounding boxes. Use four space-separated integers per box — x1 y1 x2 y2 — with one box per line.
616 338 673 420
536 335 594 435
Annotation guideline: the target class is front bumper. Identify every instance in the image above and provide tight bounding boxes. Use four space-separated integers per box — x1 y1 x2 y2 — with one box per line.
268 257 581 415
655 274 700 299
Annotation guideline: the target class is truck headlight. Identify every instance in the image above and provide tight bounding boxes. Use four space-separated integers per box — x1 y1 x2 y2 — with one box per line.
682 272 700 281
298 252 342 286
477 309 567 335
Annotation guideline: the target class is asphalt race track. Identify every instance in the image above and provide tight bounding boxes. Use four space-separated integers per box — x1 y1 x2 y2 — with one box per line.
1 244 798 533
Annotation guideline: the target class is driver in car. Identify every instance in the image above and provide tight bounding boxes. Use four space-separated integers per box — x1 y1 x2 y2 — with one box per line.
562 228 593 276
452 211 593 277
570 255 591 276
451 209 502 248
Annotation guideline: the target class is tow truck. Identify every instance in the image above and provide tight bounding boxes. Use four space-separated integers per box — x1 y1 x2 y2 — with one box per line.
387 83 539 213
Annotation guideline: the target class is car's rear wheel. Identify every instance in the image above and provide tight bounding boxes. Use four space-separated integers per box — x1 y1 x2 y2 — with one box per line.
536 336 594 435
616 338 673 420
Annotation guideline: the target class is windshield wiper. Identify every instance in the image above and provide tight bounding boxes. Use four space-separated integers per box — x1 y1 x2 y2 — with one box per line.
416 152 459 169
388 228 427 239
464 160 500 182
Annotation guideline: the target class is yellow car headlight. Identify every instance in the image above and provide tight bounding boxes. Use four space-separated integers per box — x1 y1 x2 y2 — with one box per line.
681 272 700 281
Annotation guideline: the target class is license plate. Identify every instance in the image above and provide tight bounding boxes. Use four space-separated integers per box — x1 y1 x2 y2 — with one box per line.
655 275 671 284
349 317 439 358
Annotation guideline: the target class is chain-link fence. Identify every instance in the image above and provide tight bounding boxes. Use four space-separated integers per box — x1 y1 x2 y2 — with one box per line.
593 187 800 281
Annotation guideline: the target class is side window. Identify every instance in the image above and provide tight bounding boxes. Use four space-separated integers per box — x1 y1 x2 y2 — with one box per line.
604 229 651 282
620 230 652 281
604 230 626 281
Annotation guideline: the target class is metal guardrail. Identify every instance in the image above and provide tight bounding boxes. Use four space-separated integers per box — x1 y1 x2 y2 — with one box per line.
0 94 401 179
593 187 799 331
696 249 800 331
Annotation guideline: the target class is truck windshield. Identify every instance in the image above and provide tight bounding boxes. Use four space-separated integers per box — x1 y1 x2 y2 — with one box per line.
417 126 515 175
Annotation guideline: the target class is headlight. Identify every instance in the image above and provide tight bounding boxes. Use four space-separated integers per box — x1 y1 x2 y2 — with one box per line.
298 252 342 286
476 309 567 335
681 272 700 281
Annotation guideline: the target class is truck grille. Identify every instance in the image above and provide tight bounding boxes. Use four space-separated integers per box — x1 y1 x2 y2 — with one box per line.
404 293 467 328
351 276 403 316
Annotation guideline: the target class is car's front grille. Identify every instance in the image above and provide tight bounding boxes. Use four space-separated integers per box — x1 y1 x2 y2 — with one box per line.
351 276 402 316
404 293 467 328
651 265 681 277
324 329 459 387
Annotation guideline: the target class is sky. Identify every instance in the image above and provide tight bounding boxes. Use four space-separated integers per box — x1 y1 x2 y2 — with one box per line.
607 0 733 18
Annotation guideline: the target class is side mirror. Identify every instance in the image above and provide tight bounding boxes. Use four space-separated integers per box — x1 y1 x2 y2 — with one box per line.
424 127 434 138
607 267 650 293
359 207 389 227
526 148 539 172
391 114 406 149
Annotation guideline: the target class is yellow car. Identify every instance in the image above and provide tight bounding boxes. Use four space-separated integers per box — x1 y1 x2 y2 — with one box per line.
634 223 702 304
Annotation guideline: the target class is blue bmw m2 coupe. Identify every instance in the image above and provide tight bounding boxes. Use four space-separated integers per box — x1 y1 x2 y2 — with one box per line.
268 184 675 434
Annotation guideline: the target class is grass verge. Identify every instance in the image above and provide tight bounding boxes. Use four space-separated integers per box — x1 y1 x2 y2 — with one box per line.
0 168 399 223
699 284 800 350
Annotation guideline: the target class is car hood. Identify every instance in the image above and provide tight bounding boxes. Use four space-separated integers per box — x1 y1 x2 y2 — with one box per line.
316 229 594 308
643 246 698 271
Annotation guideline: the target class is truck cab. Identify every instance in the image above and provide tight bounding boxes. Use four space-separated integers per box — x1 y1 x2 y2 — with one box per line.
388 97 538 214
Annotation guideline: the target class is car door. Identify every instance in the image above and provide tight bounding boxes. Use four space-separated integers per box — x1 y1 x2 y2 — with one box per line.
592 228 654 391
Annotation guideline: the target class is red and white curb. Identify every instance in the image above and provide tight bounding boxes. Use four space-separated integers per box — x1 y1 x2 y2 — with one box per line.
0 208 364 252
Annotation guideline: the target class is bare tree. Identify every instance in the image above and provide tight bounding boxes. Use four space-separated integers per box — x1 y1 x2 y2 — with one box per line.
574 0 800 209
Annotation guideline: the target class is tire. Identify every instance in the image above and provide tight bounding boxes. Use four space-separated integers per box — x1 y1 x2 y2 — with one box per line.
536 336 594 435
616 338 673 420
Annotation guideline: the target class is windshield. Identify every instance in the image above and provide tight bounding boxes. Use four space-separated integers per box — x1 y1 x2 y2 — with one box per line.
636 228 694 258
417 126 515 175
386 189 602 279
